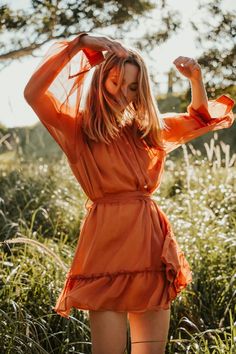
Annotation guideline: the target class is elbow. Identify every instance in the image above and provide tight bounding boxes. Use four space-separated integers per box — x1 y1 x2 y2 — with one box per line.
23 85 31 102
24 81 45 104
24 85 35 104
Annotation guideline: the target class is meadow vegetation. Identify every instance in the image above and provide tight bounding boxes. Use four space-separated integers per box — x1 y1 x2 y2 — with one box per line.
0 131 235 353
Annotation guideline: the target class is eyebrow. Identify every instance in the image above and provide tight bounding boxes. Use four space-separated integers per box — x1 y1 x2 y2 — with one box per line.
111 75 138 85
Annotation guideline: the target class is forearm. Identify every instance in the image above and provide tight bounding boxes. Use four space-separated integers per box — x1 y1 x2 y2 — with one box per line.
24 35 84 100
189 76 208 111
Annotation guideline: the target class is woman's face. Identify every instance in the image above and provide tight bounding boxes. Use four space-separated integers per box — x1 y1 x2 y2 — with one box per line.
104 63 139 110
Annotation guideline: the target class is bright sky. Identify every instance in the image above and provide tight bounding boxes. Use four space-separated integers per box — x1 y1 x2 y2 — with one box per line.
0 0 234 128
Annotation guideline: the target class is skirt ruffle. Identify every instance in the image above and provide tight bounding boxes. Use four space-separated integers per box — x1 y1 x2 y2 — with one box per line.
53 268 170 319
161 229 193 301
53 228 192 319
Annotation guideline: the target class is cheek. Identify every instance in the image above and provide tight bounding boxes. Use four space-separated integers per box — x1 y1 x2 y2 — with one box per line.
105 81 116 95
129 91 137 102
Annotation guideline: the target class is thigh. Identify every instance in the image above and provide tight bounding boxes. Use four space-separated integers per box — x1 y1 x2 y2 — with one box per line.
128 308 171 354
89 310 128 354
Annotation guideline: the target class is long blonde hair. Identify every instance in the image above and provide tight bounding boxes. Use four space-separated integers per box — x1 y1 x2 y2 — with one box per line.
82 47 165 150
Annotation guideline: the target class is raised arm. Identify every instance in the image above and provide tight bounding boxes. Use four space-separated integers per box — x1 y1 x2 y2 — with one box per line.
23 33 129 161
23 33 105 160
24 33 104 131
160 57 235 154
24 33 129 122
161 95 235 155
24 34 84 100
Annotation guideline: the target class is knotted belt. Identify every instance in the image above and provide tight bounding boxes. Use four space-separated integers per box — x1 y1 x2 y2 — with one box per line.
85 190 153 211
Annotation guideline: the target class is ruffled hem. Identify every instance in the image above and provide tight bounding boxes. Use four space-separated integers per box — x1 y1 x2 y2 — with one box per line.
53 230 193 319
53 268 170 319
53 202 193 319
161 228 193 301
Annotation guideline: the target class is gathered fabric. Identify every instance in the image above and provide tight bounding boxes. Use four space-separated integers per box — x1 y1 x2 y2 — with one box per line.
25 33 235 319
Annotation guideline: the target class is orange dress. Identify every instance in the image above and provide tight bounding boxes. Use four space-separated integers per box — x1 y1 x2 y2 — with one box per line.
24 35 235 319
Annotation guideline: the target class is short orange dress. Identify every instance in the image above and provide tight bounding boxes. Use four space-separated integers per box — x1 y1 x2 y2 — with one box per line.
24 34 235 319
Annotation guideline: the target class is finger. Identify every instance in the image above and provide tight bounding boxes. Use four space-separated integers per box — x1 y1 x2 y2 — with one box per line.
173 56 186 65
117 49 129 57
116 42 129 54
173 56 191 66
183 58 196 67
106 39 128 55
174 60 186 68
112 48 128 58
105 43 119 55
104 44 113 53
112 43 129 57
192 63 200 71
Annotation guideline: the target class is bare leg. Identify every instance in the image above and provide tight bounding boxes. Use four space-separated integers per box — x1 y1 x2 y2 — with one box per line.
89 310 128 354
128 308 171 354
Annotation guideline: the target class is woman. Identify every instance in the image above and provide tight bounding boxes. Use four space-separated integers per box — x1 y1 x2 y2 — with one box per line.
24 32 235 354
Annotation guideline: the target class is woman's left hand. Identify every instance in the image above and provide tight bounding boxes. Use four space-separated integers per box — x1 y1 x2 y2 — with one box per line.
173 56 202 81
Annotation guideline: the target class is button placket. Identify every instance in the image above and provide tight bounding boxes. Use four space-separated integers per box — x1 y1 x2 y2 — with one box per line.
125 136 148 188
122 137 141 186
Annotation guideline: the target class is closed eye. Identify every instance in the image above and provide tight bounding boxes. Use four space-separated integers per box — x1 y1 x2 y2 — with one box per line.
111 81 137 91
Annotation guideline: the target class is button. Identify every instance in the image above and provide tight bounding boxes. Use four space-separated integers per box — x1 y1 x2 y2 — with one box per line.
144 184 148 189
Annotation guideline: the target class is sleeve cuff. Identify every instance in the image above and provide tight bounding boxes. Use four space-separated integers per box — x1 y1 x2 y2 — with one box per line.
187 94 235 125
82 48 105 66
75 32 105 67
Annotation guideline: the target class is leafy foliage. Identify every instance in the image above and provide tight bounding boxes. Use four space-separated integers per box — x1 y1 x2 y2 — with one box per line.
0 0 181 64
190 0 235 91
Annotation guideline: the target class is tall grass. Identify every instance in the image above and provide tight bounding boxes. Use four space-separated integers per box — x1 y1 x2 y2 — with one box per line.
0 132 235 353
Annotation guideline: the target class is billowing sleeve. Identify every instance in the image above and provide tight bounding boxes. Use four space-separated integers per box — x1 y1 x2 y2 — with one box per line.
24 33 105 162
160 95 235 155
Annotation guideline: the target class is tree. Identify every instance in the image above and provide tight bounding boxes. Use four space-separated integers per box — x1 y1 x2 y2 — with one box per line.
0 0 181 68
190 0 235 96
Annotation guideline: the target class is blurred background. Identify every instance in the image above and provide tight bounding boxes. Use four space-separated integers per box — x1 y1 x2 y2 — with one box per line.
0 1 235 353
0 0 235 158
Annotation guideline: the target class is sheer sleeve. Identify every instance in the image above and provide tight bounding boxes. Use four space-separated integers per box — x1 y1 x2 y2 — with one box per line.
24 33 105 162
160 95 235 155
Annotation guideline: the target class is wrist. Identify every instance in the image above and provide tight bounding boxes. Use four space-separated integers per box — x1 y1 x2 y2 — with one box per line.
189 75 203 85
68 32 88 57
75 32 89 48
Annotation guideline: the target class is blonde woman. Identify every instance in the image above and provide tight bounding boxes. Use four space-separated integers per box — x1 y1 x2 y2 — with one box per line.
24 32 235 354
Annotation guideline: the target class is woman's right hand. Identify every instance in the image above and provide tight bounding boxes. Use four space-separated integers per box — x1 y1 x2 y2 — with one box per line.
78 34 129 58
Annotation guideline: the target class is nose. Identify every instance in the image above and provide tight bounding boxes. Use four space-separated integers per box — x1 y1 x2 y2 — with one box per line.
121 86 128 97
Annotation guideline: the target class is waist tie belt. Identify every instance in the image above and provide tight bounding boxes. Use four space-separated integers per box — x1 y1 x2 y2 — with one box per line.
85 190 153 211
